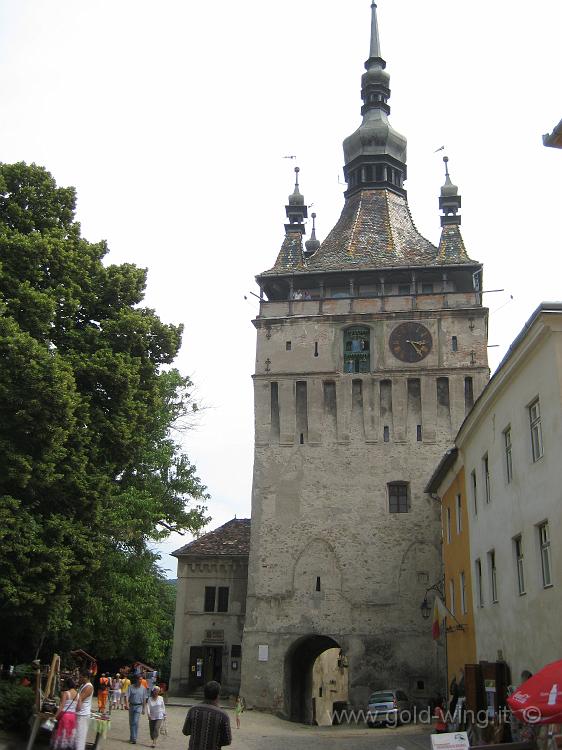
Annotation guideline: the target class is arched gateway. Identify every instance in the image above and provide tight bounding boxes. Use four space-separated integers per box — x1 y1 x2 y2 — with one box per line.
285 635 348 724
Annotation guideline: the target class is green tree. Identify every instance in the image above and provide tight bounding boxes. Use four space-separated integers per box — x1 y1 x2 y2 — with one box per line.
0 162 209 664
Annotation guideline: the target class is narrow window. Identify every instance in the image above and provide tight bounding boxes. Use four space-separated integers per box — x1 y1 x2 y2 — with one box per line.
422 283 434 294
446 507 451 544
231 645 242 657
456 494 462 534
452 336 458 352
315 576 321 592
504 427 513 483
217 586 229 612
488 550 498 603
483 454 491 503
270 382 280 439
514 536 525 595
383 425 390 442
398 283 411 295
299 433 304 444
389 483 409 513
314 341 319 357
449 579 456 616
416 680 425 691
460 571 467 614
529 399 544 461
465 376 474 413
471 470 478 515
286 341 292 351
204 586 216 613
416 424 422 442
539 522 552 587
296 381 308 443
475 558 484 607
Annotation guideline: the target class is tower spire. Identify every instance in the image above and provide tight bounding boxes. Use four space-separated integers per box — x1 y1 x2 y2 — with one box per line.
439 156 462 226
304 212 321 257
342 0 407 197
285 166 308 233
369 1 382 61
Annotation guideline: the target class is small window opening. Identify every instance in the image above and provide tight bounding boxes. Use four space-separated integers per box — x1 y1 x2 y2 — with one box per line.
319 687 323 697
416 425 422 442
315 576 321 592
398 284 411 295
416 680 425 691
286 341 292 351
452 336 458 352
300 433 304 445
314 341 319 357
383 425 390 442
422 283 434 294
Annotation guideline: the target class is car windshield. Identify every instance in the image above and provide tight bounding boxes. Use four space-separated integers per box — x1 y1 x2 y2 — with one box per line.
369 692 394 702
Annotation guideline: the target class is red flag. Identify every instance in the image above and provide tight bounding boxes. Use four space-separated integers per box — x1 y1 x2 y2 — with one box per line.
432 597 450 640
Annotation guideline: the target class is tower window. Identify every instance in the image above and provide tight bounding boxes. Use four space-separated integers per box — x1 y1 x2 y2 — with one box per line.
343 326 370 373
389 482 409 513
422 283 434 294
416 425 422 442
314 341 319 357
316 577 321 592
286 341 292 351
383 425 390 442
452 336 458 352
398 284 411 295
465 377 474 413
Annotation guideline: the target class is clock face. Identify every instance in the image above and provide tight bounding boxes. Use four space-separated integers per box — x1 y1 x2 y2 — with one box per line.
389 322 433 363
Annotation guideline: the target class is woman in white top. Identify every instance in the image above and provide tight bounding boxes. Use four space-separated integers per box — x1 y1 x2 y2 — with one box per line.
51 677 78 750
75 671 94 750
146 688 166 747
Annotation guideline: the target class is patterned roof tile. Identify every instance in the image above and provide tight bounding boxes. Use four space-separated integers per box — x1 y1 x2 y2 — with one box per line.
172 518 251 558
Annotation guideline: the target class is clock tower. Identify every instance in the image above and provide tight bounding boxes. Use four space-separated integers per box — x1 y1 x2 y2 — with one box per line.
241 2 488 720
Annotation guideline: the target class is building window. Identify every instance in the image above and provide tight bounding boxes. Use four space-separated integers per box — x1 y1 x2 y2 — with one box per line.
465 376 474 413
471 470 477 515
314 341 319 357
286 341 292 351
204 586 229 613
389 482 409 513
539 522 552 588
456 494 462 534
446 507 451 544
231 645 242 658
514 535 525 595
204 586 216 613
217 586 229 612
398 284 411 295
422 283 434 294
460 572 467 614
488 550 498 603
475 558 484 607
504 427 513 483
529 399 544 462
343 326 370 373
416 424 422 442
449 579 456 616
452 336 458 352
483 453 491 503
383 425 390 442
316 576 321 592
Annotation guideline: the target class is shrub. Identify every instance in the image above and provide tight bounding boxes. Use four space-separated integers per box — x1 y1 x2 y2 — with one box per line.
0 682 35 733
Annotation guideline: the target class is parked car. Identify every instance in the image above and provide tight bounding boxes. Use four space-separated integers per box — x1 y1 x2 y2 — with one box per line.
366 689 412 727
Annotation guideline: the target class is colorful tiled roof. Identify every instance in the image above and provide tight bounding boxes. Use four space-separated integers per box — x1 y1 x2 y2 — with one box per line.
172 518 251 558
260 189 477 276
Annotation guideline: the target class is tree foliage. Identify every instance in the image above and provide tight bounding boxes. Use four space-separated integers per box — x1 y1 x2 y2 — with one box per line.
0 162 209 665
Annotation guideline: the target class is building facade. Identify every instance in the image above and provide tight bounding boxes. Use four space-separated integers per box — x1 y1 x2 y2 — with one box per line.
169 519 250 696
240 3 489 720
456 303 562 679
426 452 477 692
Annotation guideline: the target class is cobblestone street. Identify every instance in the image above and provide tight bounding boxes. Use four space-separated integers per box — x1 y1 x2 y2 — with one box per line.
99 703 434 750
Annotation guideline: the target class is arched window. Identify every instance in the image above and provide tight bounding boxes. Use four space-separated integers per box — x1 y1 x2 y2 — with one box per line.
343 327 370 373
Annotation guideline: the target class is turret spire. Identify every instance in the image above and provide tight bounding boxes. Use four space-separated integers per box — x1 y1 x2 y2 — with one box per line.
342 0 407 198
304 212 321 257
285 166 308 233
439 156 462 226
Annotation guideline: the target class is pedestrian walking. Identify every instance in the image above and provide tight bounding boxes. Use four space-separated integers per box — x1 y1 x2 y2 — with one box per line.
146 688 166 748
432 697 448 734
111 675 122 710
183 681 231 749
127 674 147 744
75 670 94 750
97 673 110 713
51 678 78 750
234 697 243 729
121 673 131 710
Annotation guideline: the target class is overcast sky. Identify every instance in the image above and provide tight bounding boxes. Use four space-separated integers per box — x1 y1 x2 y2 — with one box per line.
1 0 560 576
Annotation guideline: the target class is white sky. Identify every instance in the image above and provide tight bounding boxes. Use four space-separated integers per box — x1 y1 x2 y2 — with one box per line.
1 0 560 577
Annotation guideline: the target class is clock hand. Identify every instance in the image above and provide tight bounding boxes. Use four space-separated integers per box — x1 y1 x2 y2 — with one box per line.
406 339 422 355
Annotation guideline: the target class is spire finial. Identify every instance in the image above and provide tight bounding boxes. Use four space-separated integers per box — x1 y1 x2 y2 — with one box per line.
369 1 382 60
304 212 321 257
439 155 461 225
285 166 308 231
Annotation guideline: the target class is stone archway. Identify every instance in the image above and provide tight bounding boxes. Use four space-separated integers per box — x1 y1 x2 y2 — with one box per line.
285 634 346 724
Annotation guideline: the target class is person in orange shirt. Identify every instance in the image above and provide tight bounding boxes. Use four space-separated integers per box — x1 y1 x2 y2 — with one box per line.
97 674 110 713
140 672 149 691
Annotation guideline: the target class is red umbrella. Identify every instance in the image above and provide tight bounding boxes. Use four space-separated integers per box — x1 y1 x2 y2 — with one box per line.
508 660 562 725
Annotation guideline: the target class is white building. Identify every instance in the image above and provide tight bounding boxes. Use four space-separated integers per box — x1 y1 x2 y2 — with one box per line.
457 303 562 677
